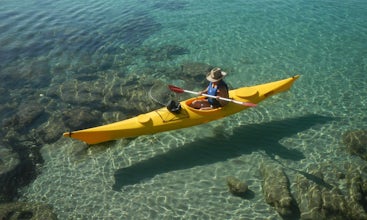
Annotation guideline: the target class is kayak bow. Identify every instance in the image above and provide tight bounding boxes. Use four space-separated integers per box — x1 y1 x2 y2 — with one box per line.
63 75 300 144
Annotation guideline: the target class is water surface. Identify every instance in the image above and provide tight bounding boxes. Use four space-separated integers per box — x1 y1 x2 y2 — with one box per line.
0 0 366 219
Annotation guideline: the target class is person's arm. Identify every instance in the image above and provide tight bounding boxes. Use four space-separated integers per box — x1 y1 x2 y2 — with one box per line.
217 86 229 106
200 87 208 95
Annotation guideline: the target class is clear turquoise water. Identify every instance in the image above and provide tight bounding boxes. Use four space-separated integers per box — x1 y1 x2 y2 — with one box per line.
1 0 367 219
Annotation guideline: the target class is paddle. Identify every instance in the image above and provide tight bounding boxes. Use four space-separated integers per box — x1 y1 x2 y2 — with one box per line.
168 85 257 107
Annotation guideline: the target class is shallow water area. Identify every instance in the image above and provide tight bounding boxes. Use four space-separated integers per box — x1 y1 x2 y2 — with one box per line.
21 124 282 219
1 0 366 219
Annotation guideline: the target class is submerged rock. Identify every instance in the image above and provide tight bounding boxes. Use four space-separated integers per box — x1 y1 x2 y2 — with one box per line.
0 146 20 202
144 45 189 61
0 202 57 220
148 80 177 106
2 101 46 132
0 140 43 203
34 115 67 144
62 107 102 131
0 61 213 205
180 62 213 82
346 169 367 219
54 79 105 106
260 162 299 218
226 176 248 196
343 130 367 161
294 166 367 220
0 59 52 89
322 187 349 219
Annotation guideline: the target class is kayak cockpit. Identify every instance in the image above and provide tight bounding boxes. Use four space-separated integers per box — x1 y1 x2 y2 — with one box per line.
183 97 223 113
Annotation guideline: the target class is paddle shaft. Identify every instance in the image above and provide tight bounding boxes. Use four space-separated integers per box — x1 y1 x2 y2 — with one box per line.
181 89 256 107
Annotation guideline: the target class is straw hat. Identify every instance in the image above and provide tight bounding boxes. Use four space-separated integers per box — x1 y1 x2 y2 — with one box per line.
206 67 227 82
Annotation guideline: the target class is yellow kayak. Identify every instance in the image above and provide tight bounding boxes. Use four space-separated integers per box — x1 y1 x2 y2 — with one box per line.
63 75 300 144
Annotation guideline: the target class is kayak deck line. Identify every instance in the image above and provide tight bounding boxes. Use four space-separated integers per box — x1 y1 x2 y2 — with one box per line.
66 131 73 137
154 108 190 123
63 75 300 144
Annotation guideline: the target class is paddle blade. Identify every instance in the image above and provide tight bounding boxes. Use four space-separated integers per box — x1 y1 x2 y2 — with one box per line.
243 102 257 107
168 85 185 93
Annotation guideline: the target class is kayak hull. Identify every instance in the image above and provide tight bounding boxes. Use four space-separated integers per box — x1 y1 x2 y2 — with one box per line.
63 75 300 144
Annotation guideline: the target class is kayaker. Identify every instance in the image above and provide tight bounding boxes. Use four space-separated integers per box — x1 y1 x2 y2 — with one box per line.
190 67 229 109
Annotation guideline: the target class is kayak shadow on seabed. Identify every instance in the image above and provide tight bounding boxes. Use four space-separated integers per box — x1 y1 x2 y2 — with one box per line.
112 114 334 190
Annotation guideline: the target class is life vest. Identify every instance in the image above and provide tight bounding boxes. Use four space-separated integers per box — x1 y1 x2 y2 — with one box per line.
207 81 228 105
